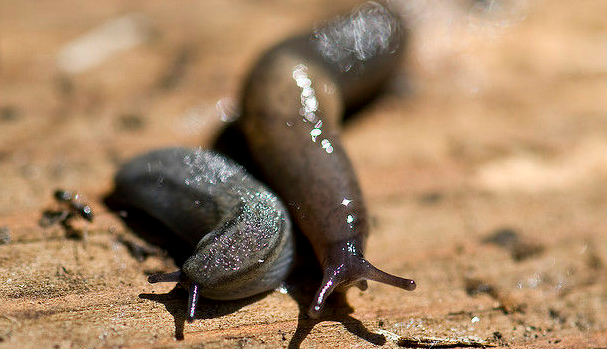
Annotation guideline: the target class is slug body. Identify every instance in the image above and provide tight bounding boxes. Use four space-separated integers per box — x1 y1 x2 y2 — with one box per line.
239 2 415 317
114 147 294 320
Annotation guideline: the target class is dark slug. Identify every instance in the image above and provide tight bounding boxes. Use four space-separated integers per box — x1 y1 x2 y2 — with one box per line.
239 2 415 317
113 1 415 322
113 147 294 321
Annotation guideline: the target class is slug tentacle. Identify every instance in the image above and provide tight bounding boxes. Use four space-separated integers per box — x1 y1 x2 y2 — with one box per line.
355 280 368 291
148 270 183 284
360 260 416 291
309 270 339 318
187 283 200 322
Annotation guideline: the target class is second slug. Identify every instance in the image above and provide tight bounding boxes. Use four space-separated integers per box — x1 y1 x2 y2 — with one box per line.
239 2 416 317
114 147 294 321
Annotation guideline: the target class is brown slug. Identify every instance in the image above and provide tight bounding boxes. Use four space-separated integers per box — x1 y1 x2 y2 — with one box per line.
239 1 415 318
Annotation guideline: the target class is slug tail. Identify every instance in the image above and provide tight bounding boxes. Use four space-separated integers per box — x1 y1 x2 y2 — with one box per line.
186 283 200 322
148 270 183 283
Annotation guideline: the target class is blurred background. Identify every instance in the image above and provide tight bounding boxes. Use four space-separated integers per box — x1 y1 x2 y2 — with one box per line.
1 0 606 348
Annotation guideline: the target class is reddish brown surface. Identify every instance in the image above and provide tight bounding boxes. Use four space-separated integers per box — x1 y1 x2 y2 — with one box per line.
1 0 606 348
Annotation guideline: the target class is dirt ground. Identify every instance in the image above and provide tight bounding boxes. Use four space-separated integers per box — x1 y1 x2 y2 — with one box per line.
1 0 606 348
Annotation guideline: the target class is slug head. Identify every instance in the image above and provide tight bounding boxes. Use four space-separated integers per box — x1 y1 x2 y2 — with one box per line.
308 239 416 318
148 204 292 322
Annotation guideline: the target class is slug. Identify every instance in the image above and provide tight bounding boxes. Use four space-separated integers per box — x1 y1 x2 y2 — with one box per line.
113 147 294 321
238 2 415 317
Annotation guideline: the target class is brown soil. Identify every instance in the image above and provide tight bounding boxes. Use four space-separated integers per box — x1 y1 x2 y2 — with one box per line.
1 0 606 348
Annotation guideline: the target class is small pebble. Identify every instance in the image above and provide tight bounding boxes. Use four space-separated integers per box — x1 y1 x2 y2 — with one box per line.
0 226 11 244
